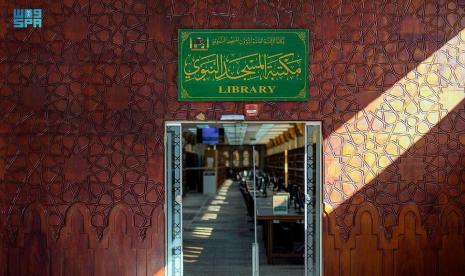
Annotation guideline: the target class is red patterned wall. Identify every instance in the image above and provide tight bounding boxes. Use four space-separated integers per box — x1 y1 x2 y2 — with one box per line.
1 0 465 275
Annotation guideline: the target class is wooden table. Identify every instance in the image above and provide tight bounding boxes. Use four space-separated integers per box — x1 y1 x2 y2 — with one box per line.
255 197 304 264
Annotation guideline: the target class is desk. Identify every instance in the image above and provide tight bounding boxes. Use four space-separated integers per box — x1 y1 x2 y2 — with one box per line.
255 197 304 264
245 179 269 198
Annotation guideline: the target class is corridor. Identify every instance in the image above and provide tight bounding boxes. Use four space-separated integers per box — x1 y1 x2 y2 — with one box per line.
183 179 304 276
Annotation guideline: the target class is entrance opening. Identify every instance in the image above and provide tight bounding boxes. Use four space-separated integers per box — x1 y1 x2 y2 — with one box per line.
165 121 322 276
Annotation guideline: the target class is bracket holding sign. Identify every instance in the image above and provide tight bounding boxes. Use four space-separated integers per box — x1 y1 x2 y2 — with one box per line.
178 29 309 101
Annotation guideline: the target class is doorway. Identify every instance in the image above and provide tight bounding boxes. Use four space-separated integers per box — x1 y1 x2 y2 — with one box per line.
165 121 322 276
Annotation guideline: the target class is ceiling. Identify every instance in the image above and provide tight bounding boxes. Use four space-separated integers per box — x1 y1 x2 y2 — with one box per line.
183 123 296 145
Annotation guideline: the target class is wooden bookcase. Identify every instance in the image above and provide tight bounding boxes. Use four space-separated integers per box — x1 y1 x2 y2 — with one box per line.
265 152 285 180
287 147 305 187
265 147 306 188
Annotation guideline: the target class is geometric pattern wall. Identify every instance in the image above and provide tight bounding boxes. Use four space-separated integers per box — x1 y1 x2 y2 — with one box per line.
1 0 465 275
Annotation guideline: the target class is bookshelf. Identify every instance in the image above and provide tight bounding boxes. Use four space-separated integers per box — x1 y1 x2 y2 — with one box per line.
287 147 305 187
265 147 306 188
265 152 285 180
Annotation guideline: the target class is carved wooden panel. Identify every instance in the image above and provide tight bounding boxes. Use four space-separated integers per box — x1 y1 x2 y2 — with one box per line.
438 206 465 275
324 203 465 276
2 203 163 276
95 206 137 276
52 205 94 276
9 204 49 276
1 0 465 275
349 208 382 276
393 209 427 275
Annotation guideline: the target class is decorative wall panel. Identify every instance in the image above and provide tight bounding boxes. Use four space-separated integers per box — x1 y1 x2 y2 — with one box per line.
1 0 465 275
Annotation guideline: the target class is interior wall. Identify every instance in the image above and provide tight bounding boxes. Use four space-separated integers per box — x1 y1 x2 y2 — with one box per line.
1 1 465 275
216 144 264 174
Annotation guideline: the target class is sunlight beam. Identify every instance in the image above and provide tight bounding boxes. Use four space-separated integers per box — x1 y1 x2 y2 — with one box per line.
325 29 465 212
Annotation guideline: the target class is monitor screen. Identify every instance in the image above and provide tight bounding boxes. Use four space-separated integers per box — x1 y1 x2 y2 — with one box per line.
197 127 224 145
202 128 219 144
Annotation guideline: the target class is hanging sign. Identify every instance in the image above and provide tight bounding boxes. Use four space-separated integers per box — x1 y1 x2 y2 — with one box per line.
178 29 309 101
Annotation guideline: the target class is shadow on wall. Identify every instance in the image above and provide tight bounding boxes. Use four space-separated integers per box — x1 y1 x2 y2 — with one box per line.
323 26 465 275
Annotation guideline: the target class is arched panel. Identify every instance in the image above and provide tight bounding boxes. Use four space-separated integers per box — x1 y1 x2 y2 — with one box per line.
95 205 137 276
53 204 94 276
439 207 465 275
13 204 49 276
147 207 165 276
0 231 6 276
349 206 382 276
323 213 340 276
243 150 250 167
393 207 427 276
232 150 240 167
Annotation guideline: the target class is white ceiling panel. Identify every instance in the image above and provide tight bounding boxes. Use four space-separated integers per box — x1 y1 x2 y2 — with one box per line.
183 122 296 145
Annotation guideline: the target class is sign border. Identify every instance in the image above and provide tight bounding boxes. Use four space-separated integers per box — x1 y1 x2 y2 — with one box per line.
178 29 309 101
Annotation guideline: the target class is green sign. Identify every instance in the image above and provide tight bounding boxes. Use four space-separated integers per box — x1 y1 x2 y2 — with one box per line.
178 29 309 101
